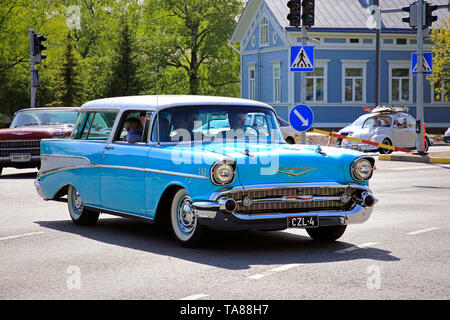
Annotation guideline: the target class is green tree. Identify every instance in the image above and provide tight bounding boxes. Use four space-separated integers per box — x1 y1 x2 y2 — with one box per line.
146 0 243 96
53 31 82 107
106 13 142 97
428 17 450 102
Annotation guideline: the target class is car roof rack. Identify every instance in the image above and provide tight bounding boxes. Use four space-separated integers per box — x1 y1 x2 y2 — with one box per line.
370 105 409 114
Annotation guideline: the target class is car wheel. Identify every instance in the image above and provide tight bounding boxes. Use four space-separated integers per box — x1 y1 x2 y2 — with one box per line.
170 189 205 247
379 138 393 154
306 225 347 241
67 185 99 226
425 137 430 152
285 137 295 144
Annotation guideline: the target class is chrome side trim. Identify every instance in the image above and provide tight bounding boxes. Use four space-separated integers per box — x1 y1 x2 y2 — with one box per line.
83 205 155 223
209 182 370 201
38 163 209 180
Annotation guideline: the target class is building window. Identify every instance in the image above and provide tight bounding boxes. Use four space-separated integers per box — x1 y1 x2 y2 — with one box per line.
272 63 281 103
396 38 407 45
248 65 256 100
432 79 449 102
342 64 365 102
260 17 269 47
391 68 410 102
306 67 325 102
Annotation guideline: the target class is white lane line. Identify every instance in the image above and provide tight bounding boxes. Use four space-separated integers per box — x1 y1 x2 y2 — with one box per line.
179 293 209 300
247 274 266 280
248 264 302 280
407 227 440 235
386 165 450 171
0 231 44 242
334 242 378 254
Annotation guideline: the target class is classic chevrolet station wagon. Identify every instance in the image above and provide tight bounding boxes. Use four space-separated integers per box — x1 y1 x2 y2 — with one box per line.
35 96 378 247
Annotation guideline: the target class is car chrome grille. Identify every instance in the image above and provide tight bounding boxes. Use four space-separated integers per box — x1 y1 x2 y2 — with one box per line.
0 140 41 157
226 186 356 214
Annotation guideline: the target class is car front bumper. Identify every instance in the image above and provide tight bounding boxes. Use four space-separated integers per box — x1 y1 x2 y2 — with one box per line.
192 183 378 231
342 142 378 152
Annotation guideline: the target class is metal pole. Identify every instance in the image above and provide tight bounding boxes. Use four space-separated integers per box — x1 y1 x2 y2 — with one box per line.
375 0 381 107
29 28 36 108
300 26 307 144
416 0 425 154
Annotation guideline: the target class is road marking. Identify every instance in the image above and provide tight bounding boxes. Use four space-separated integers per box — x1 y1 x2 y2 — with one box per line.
248 264 302 280
179 293 209 300
334 242 378 254
385 165 450 171
0 231 44 242
406 227 440 235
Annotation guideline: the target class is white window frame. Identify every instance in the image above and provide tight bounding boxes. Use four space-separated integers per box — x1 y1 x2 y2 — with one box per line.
260 16 269 47
248 64 256 100
304 61 328 103
272 61 281 103
388 61 412 104
341 60 367 103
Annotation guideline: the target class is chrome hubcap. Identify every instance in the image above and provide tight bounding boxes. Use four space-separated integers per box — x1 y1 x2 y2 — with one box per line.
178 197 196 234
73 190 83 212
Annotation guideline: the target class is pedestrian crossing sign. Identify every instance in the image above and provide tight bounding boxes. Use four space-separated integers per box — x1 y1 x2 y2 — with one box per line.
412 52 433 75
290 46 314 72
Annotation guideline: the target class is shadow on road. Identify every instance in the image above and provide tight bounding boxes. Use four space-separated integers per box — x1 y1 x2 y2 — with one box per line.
36 218 400 270
0 172 37 180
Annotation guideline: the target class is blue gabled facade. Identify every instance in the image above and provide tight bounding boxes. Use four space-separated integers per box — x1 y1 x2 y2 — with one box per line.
230 0 450 130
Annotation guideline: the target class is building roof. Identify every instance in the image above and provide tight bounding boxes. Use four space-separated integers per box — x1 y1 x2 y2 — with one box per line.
232 0 449 42
268 0 449 31
80 95 274 112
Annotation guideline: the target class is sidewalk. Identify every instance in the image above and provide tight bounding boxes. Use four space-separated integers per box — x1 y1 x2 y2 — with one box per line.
378 150 450 164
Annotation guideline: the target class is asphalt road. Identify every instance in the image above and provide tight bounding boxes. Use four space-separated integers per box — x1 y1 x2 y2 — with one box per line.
1 145 449 300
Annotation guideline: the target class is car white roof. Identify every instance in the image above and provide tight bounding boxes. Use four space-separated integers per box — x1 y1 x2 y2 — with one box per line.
80 95 274 112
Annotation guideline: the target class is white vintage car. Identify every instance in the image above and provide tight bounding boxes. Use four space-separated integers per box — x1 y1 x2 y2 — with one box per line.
338 106 431 154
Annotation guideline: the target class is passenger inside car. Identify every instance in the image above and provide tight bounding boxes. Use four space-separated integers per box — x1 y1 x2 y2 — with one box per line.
124 117 143 143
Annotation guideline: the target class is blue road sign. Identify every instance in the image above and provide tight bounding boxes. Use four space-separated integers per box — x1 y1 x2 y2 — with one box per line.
412 52 433 75
289 104 314 132
290 46 314 72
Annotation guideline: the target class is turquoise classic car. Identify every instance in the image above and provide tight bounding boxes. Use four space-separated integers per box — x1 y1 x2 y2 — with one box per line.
34 95 378 247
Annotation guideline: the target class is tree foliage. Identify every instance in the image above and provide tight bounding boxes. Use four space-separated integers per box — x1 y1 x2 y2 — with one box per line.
429 17 450 102
0 0 243 119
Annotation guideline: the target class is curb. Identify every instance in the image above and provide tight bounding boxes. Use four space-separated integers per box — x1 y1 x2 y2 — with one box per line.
378 154 450 164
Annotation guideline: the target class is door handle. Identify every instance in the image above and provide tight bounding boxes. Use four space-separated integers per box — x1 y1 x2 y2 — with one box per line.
105 146 114 150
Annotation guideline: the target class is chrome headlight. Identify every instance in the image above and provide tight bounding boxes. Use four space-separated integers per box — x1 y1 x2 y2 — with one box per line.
210 160 235 185
351 157 374 181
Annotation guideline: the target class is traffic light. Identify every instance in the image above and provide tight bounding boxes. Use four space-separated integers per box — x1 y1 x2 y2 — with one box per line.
425 3 438 28
301 0 315 28
33 33 47 64
402 3 418 28
287 0 301 27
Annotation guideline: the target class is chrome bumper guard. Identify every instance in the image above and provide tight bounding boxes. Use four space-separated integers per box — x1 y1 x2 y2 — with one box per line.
192 183 378 225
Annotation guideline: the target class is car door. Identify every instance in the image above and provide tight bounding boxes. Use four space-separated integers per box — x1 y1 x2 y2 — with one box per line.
100 111 153 217
392 114 411 147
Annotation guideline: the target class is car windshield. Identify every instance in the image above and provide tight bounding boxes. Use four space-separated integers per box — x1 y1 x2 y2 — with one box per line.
351 114 372 127
363 115 392 128
152 106 284 143
10 110 78 128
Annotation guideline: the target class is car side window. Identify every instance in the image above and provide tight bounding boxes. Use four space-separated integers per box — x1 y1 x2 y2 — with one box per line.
114 111 152 144
71 111 117 140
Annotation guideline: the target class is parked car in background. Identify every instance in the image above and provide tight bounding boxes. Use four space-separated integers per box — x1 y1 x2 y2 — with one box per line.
277 116 300 144
35 95 378 247
338 106 431 154
444 127 450 143
0 107 79 175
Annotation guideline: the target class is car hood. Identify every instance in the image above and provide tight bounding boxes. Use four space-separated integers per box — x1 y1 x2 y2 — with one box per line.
339 125 361 135
0 125 73 140
192 141 364 185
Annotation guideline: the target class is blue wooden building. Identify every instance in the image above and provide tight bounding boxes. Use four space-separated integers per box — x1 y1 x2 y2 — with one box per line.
229 0 449 130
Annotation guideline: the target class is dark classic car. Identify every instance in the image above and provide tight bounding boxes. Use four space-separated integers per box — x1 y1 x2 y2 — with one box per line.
0 107 79 175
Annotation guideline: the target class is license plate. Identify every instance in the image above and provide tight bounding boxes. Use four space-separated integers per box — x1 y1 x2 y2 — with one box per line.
10 154 32 162
288 216 319 228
